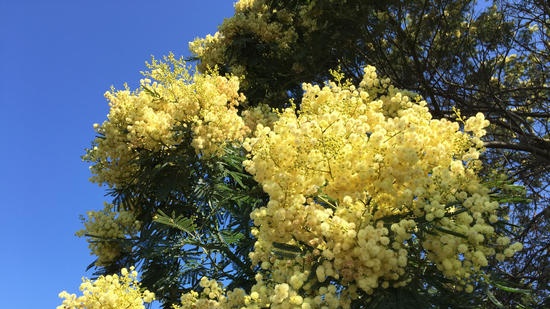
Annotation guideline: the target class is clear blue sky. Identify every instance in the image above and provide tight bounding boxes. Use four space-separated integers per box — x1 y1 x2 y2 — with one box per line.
0 1 234 307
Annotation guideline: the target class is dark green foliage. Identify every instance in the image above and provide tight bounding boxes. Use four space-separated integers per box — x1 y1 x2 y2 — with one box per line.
89 141 267 307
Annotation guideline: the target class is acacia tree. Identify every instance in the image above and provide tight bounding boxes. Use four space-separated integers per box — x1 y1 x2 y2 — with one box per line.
59 0 547 308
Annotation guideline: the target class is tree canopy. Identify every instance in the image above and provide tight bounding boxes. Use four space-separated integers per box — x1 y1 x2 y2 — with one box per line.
59 0 549 308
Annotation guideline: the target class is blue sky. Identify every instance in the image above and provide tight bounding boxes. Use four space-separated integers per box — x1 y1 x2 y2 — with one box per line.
0 1 234 307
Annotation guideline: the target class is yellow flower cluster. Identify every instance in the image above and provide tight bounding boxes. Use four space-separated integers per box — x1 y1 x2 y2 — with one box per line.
57 267 154 309
241 65 521 297
85 53 249 186
241 103 279 133
172 277 248 309
176 272 350 308
76 203 140 266
81 34 524 305
171 66 522 308
464 112 490 140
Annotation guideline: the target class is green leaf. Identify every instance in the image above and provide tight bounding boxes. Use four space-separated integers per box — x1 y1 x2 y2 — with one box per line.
226 170 248 188
220 230 244 245
492 281 533 294
153 209 197 233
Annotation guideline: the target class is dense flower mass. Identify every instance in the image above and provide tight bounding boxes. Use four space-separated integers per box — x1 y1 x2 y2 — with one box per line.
84 53 249 187
76 203 141 266
57 267 154 309
168 66 522 307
